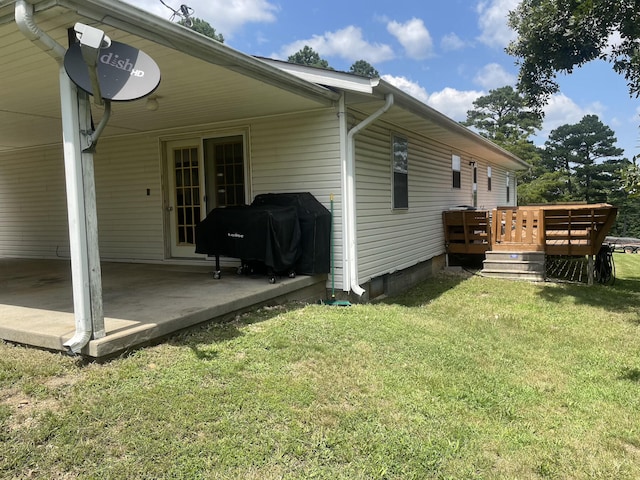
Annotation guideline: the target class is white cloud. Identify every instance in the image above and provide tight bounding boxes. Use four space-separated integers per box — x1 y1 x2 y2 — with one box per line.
474 63 516 89
427 88 485 121
476 0 519 48
604 31 623 56
121 0 278 38
382 75 484 121
382 75 430 103
533 93 606 144
279 26 395 64
441 33 466 51
387 18 434 60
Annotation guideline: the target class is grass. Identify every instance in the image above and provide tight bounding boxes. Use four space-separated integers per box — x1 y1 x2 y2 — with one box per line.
1 254 640 479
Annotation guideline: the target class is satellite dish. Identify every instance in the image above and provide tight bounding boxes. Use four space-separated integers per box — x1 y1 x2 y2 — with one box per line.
64 41 161 102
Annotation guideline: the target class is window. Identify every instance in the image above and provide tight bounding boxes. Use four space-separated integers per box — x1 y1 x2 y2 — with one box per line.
472 161 478 207
506 172 510 203
203 135 245 211
452 154 461 189
487 166 492 191
392 135 408 209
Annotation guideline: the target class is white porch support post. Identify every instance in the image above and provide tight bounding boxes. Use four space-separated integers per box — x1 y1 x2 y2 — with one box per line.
59 69 105 352
15 0 104 354
59 72 92 351
79 92 105 339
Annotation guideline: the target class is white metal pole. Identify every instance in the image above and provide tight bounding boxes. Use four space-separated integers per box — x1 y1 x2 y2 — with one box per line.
78 92 105 339
59 68 94 352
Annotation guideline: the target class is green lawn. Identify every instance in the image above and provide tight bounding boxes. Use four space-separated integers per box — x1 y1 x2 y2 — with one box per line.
1 254 640 479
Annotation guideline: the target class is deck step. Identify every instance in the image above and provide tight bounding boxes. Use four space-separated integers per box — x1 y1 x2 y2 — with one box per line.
481 251 545 282
483 251 546 262
482 260 544 272
480 269 546 282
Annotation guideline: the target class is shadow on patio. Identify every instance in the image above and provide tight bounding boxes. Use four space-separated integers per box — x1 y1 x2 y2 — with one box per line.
0 258 326 358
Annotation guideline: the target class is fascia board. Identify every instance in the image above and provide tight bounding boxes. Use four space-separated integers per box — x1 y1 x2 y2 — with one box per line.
258 58 378 94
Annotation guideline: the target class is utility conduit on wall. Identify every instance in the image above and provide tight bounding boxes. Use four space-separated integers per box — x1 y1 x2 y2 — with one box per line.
344 93 394 297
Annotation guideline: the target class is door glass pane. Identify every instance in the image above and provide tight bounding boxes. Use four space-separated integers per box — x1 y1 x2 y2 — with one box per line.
203 135 245 209
173 146 201 246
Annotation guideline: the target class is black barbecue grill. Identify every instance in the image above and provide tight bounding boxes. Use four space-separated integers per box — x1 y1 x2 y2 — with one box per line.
195 204 301 283
195 193 330 283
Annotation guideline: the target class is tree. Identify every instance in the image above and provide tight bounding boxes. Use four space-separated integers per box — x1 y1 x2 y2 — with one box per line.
462 86 542 144
287 46 332 70
542 115 625 203
349 60 379 78
507 1 640 111
621 158 640 199
462 86 544 204
179 17 224 42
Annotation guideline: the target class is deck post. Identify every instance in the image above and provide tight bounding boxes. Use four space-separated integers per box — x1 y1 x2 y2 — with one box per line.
588 255 594 285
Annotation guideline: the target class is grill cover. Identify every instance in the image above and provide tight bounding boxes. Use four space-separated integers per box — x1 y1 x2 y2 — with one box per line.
195 205 301 273
252 193 330 275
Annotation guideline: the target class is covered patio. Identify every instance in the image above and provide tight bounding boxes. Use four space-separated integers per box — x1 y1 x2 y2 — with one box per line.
0 258 326 358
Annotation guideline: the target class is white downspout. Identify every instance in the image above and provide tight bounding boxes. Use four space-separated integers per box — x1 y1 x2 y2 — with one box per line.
15 0 103 353
345 93 394 297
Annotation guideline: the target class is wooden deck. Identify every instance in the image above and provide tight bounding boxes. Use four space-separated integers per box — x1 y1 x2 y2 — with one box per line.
442 203 618 255
442 209 491 254
443 204 617 257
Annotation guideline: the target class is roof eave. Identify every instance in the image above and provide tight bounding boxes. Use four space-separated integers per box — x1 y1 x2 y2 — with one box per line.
257 57 379 94
10 0 340 106
374 80 529 170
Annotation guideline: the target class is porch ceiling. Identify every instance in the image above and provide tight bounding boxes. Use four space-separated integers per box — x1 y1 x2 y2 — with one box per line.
0 1 337 153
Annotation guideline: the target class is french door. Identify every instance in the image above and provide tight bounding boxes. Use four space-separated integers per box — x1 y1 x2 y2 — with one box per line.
165 135 246 258
166 139 205 258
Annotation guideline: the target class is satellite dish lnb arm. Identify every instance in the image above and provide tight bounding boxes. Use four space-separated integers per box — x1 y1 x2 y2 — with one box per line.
73 23 111 106
85 100 111 153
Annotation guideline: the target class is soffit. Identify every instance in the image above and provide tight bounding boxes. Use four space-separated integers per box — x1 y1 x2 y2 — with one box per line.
0 3 335 152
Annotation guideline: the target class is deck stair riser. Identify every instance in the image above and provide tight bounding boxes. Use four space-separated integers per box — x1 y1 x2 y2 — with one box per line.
482 251 545 281
483 251 546 263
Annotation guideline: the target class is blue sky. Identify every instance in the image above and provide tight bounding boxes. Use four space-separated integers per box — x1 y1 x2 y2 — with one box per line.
124 0 640 160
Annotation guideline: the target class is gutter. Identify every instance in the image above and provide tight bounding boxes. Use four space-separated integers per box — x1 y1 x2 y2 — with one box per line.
375 80 529 170
14 0 65 59
343 93 394 297
15 0 94 353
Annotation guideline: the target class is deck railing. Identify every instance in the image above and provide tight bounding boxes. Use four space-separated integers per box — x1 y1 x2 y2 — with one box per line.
443 204 617 256
442 210 491 254
491 206 542 252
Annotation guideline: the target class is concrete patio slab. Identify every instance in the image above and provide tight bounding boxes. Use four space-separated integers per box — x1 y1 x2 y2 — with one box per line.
0 258 326 358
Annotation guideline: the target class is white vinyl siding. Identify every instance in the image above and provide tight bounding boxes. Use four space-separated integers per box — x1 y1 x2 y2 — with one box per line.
0 146 68 258
476 162 513 208
93 135 165 260
0 103 517 289
353 120 515 284
250 110 341 195
250 108 344 285
0 109 344 267
0 135 165 261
